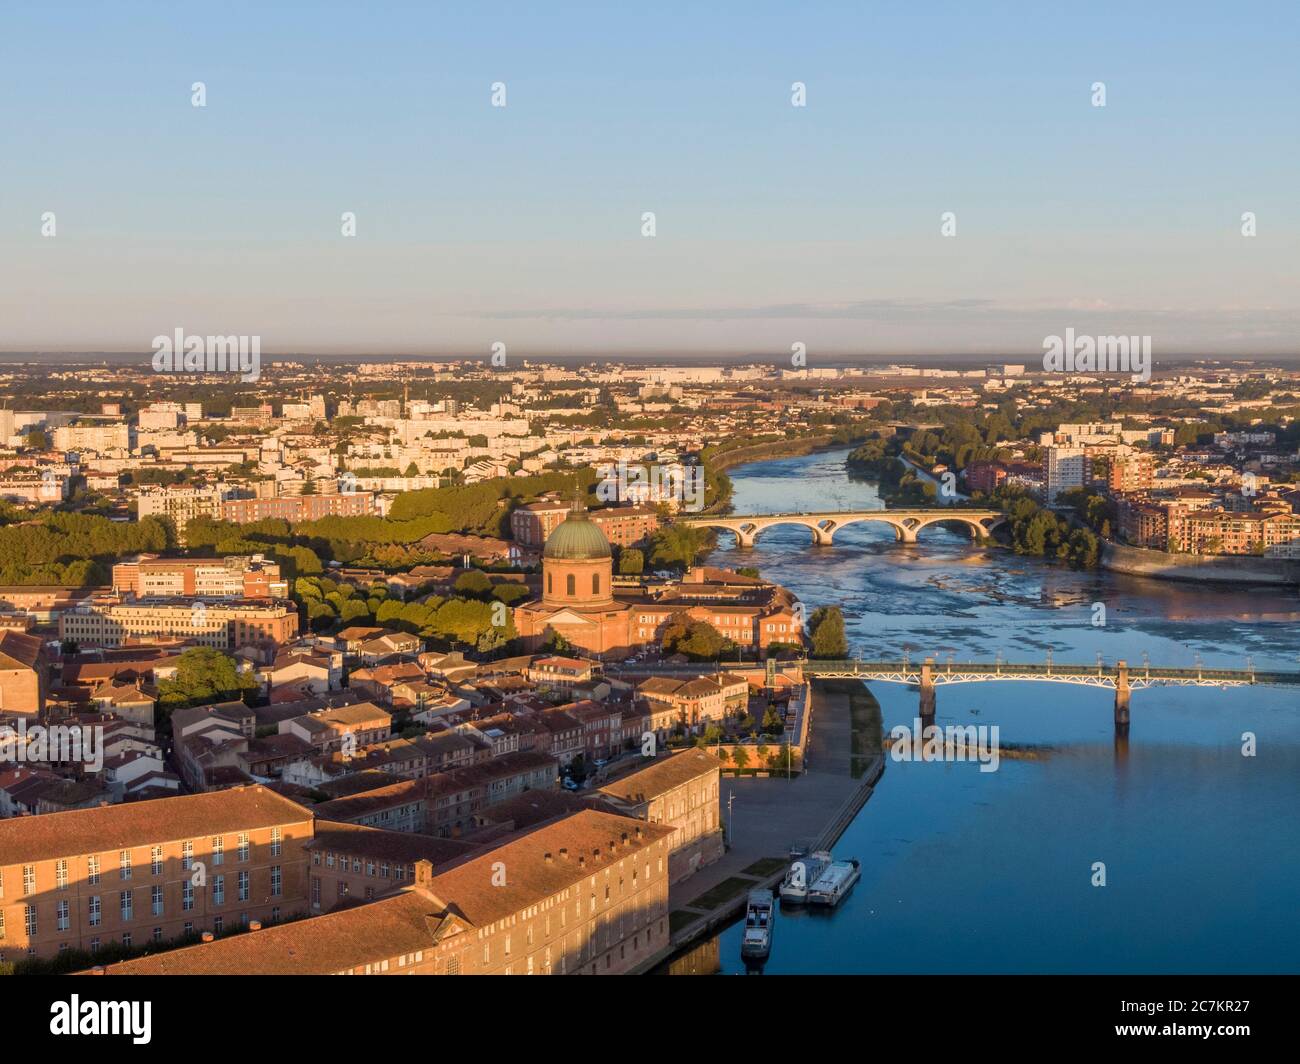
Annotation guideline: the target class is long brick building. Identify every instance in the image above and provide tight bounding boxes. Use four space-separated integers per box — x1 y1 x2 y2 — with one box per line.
0 786 313 962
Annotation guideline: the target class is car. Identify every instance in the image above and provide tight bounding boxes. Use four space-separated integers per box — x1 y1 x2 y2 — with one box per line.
561 777 580 791
593 758 609 768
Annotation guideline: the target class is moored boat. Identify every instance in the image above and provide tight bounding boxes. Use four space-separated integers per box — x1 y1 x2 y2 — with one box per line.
807 859 861 907
740 888 775 960
779 850 832 904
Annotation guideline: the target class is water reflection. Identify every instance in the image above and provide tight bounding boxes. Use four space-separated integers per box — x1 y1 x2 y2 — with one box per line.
667 447 1300 974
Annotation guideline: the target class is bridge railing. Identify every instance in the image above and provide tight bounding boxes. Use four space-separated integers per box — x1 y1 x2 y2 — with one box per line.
601 658 1300 684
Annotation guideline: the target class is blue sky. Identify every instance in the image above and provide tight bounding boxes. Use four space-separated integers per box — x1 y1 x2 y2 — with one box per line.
1 1 1297 356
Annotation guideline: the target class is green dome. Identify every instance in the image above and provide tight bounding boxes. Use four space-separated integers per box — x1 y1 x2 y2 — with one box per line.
543 507 612 560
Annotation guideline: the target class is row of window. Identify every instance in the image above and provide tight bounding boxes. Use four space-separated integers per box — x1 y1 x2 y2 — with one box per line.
1 869 284 939
0 908 286 960
0 830 283 897
311 853 412 880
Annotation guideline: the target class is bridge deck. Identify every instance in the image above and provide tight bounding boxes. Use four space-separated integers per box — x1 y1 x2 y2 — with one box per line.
604 659 1300 687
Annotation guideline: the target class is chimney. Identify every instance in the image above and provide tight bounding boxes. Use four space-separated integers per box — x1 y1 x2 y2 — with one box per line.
543 852 553 864
621 832 630 847
578 855 585 868
558 847 568 859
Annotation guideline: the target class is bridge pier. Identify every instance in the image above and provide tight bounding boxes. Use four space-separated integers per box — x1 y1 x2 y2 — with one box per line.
895 526 918 545
1114 660 1131 735
812 528 834 546
919 657 936 725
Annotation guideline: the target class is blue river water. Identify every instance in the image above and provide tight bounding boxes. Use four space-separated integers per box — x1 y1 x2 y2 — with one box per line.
669 447 1300 974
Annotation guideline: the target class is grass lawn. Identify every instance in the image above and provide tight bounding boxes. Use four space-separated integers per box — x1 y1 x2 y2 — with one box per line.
740 857 787 878
686 876 757 912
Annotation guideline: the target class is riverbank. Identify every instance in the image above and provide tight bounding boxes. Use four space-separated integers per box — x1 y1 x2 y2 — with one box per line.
1101 540 1300 587
638 679 885 972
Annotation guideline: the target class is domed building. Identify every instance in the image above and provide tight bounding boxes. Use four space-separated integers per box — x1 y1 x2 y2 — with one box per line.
514 498 635 655
514 498 805 662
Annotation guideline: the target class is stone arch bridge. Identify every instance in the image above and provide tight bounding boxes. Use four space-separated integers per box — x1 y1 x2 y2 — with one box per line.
682 509 1006 547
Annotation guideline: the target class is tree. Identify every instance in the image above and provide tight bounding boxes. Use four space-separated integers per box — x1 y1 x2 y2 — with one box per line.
156 648 258 719
716 747 730 766
662 617 731 661
731 746 751 771
453 570 492 598
650 523 711 570
618 548 644 575
809 606 848 658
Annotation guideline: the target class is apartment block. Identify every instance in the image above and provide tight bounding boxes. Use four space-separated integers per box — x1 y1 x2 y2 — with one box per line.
0 785 313 961
112 555 286 600
58 598 299 653
95 809 674 975
597 748 725 884
220 493 375 525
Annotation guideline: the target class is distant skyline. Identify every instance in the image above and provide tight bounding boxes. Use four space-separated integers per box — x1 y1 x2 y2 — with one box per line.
3 1 1298 356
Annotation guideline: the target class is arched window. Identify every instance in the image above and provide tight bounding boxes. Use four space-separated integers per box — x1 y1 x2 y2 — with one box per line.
566 574 575 596
547 573 552 594
592 573 600 595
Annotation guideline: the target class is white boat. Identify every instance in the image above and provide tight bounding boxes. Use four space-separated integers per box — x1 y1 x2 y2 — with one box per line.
807 859 861 908
740 889 775 960
779 850 832 904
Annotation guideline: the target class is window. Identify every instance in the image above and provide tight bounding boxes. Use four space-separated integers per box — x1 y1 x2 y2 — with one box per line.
592 573 601 594
213 916 223 934
55 860 68 890
270 827 282 858
182 881 194 912
151 846 163 876
56 901 69 932
22 865 35 896
237 871 249 902
152 886 164 917
119 850 132 880
237 833 249 862
153 927 163 943
211 837 224 866
119 891 133 922
566 574 575 595
212 876 225 906
181 841 193 870
271 866 282 898
89 896 101 927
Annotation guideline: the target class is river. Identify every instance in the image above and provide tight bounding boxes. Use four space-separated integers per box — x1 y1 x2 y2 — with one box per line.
669 446 1300 974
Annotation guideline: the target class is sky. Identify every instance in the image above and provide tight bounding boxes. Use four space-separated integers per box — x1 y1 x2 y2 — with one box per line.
1 1 1297 359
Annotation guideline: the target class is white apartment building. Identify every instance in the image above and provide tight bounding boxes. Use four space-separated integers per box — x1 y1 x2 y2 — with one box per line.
1044 447 1087 502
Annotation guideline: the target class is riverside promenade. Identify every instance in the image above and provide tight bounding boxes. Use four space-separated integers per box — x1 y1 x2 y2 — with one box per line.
635 680 885 972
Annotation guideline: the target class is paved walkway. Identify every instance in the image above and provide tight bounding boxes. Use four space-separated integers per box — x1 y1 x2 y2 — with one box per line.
652 682 882 961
